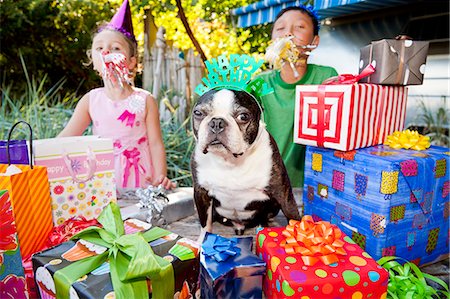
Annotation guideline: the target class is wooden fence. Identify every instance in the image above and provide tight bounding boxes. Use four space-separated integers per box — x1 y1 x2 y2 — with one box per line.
142 27 204 122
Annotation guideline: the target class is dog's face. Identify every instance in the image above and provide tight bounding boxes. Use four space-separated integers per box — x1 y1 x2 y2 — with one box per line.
192 89 262 159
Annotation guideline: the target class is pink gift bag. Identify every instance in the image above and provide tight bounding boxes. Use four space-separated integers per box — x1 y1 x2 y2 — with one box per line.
33 136 117 225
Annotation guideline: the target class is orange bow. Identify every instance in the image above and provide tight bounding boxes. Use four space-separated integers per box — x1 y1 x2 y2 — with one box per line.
280 216 347 266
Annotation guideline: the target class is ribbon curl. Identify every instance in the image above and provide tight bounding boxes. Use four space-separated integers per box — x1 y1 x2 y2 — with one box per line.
323 64 375 85
280 216 347 266
378 256 449 299
53 202 174 299
202 234 240 263
384 130 431 151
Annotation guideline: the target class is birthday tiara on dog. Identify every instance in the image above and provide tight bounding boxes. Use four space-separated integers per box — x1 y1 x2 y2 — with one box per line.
194 54 273 98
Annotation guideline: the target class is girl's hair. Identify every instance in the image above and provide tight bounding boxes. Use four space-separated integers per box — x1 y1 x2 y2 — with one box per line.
272 5 320 35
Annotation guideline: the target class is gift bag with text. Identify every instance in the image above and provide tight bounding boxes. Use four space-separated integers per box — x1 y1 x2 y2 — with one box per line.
33 136 117 225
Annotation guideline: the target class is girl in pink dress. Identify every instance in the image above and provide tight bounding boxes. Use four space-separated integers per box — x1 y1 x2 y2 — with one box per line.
59 0 175 190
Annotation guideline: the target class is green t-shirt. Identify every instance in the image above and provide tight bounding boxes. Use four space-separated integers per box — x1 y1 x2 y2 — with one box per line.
257 64 338 187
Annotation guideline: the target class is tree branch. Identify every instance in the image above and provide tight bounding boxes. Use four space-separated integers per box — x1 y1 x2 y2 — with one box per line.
175 0 207 65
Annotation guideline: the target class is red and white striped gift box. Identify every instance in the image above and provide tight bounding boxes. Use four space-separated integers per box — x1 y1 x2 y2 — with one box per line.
294 84 407 151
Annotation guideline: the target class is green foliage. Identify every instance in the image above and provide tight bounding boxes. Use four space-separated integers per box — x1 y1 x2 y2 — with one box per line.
0 0 120 97
417 97 449 147
1 56 79 140
161 117 194 187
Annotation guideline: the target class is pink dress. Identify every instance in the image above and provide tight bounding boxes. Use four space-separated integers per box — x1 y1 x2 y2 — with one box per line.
89 87 154 188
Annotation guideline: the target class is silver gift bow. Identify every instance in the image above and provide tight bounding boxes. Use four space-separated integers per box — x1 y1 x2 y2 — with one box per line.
136 185 169 226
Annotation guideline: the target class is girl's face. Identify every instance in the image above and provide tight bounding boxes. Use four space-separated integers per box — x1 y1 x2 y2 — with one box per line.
91 30 136 73
272 10 318 48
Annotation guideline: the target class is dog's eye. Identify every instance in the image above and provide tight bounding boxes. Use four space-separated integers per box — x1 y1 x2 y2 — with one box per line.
237 113 250 122
193 110 203 118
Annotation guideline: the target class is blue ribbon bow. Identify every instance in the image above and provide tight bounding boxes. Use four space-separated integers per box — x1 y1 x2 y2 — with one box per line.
202 234 241 262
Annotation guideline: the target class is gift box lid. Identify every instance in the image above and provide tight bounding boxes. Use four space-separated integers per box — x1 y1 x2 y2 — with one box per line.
200 233 266 281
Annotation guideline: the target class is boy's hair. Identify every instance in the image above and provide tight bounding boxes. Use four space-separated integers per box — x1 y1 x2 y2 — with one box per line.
272 5 320 35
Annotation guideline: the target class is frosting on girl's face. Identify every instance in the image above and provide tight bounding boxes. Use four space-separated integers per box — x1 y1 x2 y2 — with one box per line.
92 30 133 74
272 10 316 49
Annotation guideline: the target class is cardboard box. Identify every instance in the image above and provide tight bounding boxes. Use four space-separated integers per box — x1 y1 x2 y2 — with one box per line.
359 39 429 85
303 145 449 265
294 84 407 151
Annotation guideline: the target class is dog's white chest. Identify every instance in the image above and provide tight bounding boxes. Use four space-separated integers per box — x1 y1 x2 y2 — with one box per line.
195 130 273 220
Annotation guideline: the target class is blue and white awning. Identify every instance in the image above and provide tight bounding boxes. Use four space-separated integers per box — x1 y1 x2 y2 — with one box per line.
232 0 415 27
232 0 307 28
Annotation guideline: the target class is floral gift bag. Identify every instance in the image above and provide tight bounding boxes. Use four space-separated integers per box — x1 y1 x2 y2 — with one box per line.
33 136 117 225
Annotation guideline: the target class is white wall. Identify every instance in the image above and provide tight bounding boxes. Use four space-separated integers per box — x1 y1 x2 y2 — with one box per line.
309 26 450 127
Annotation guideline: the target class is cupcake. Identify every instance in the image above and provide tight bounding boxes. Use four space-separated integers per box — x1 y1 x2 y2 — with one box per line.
36 267 55 299
61 239 107 262
123 219 151 234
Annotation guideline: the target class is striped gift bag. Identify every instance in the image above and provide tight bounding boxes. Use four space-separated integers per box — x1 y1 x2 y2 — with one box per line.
0 164 53 258
0 122 53 258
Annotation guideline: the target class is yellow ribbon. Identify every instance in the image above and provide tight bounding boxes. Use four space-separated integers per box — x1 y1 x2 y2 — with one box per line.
280 216 347 266
384 130 430 151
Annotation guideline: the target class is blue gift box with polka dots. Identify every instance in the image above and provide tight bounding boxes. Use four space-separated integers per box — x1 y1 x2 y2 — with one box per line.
303 145 449 265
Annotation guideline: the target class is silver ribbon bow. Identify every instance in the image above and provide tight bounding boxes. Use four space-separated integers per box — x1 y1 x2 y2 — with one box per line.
136 185 169 226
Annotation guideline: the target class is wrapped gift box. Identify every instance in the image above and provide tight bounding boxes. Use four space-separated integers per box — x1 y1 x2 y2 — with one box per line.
256 218 389 299
32 206 200 299
200 233 266 299
294 84 407 151
0 189 29 297
359 39 429 85
304 145 449 265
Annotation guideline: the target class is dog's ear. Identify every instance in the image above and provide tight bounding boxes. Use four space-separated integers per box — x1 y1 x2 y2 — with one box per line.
266 135 301 221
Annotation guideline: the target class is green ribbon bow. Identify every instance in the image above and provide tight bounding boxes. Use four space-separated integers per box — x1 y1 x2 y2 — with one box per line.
53 203 175 299
378 256 449 299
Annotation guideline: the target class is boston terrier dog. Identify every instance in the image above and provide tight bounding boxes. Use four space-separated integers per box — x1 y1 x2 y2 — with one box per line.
191 88 300 239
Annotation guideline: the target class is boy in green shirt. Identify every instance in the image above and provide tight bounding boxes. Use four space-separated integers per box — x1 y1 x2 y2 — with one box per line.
258 6 338 188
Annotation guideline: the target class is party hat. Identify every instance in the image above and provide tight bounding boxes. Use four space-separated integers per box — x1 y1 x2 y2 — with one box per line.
102 0 135 42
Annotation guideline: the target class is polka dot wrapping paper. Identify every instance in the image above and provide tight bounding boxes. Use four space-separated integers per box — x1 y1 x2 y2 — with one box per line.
359 39 429 85
256 225 389 299
304 145 450 266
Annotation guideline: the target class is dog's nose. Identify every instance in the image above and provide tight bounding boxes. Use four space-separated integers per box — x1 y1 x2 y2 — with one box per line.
209 117 227 134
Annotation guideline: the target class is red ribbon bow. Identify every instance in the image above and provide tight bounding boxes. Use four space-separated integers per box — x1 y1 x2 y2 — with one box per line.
280 216 347 266
323 64 375 85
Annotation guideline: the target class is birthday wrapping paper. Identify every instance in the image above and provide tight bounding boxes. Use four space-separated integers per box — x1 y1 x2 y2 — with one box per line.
303 145 449 265
256 218 389 299
294 84 407 151
0 189 29 298
32 214 199 299
200 233 266 299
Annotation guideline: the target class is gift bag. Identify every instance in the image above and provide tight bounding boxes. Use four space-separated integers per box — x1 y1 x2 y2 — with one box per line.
0 122 54 258
0 121 31 165
33 136 117 225
0 189 29 298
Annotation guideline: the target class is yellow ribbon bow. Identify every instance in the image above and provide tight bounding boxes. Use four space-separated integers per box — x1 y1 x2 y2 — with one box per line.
384 130 431 151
